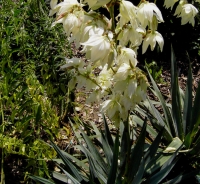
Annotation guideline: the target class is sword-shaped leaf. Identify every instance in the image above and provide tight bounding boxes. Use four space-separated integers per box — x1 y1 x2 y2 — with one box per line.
107 133 119 184
127 120 147 183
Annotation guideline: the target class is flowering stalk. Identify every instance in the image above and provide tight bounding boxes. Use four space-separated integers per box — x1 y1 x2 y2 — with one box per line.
49 0 199 127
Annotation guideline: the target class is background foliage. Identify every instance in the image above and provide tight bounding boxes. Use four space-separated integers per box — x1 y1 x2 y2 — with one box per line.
0 0 72 182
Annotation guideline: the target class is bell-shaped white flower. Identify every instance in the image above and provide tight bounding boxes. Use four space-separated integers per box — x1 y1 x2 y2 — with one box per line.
81 13 110 38
119 91 139 120
114 78 137 99
126 78 138 99
60 57 84 70
97 65 113 90
116 47 137 67
120 0 137 22
84 25 104 38
137 2 164 28
70 13 107 47
114 63 131 81
50 0 58 9
164 0 179 10
101 93 123 124
63 13 82 36
142 31 164 54
81 34 112 66
119 95 132 118
84 0 111 10
132 85 147 103
175 3 198 26
117 23 144 47
49 0 79 17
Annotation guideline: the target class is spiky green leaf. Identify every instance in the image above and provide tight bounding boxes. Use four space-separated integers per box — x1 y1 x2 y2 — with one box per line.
29 175 55 184
107 133 119 184
101 131 113 166
147 68 174 136
171 46 183 140
144 127 164 165
81 131 109 175
183 63 192 134
50 142 83 182
127 120 147 183
103 114 114 148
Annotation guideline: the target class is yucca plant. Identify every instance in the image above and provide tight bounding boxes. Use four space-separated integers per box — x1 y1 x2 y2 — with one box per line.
30 115 198 184
131 46 200 179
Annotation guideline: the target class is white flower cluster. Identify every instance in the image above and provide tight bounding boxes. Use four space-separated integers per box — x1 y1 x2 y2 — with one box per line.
164 0 199 26
49 0 198 126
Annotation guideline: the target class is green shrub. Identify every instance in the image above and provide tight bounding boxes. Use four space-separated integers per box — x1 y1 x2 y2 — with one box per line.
145 60 164 84
0 0 72 182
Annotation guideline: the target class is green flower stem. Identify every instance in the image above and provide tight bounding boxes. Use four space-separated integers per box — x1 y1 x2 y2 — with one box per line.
108 1 116 32
137 0 145 7
110 66 117 74
78 72 103 90
77 72 111 94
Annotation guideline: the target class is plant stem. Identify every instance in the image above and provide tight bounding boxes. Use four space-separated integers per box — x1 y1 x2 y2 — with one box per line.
108 1 115 32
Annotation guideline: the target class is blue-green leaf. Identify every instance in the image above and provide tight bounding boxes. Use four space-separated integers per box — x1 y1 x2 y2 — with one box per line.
148 157 179 184
81 131 109 175
101 131 113 166
147 68 174 136
128 120 147 183
107 133 119 184
103 114 114 148
144 127 164 165
183 63 192 134
171 45 183 140
29 175 55 184
50 142 83 182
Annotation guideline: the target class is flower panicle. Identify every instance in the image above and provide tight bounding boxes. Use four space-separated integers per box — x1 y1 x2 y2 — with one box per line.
49 0 198 126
